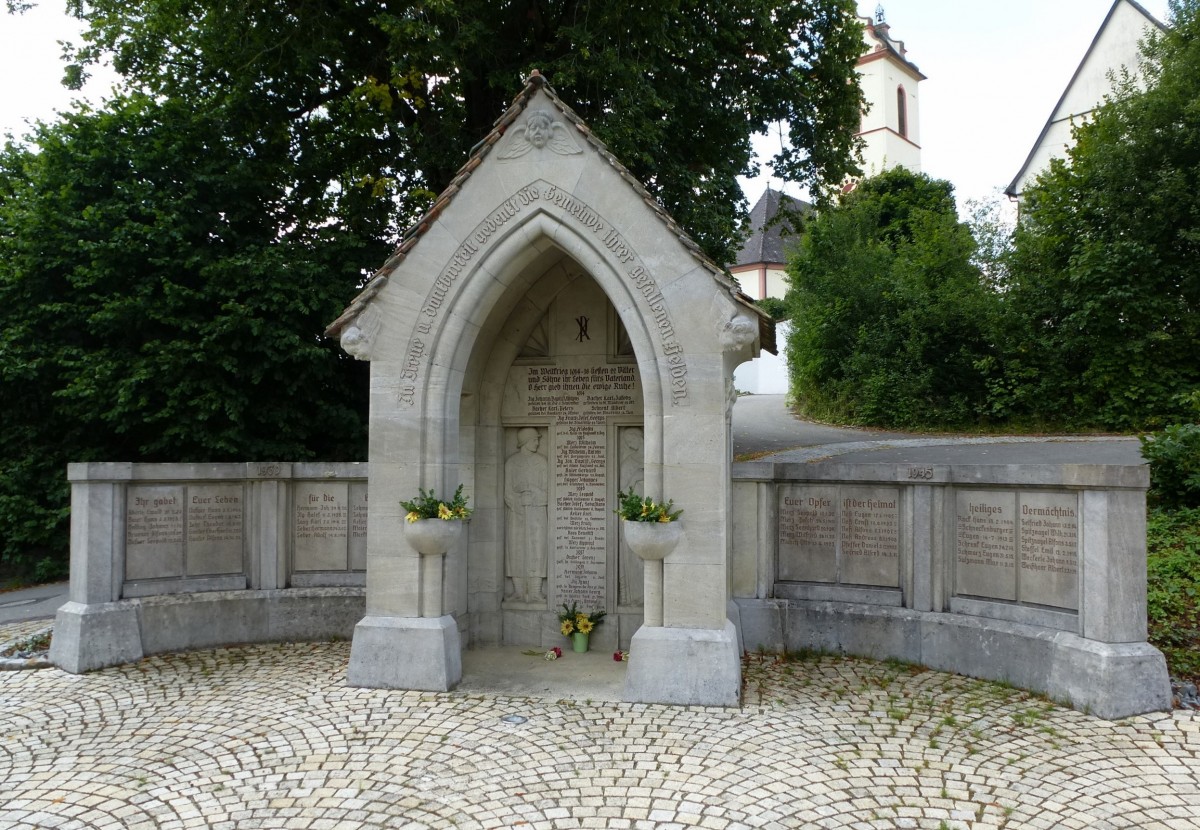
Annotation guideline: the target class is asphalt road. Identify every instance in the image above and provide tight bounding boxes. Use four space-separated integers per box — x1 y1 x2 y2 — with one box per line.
0 581 68 627
731 394 1144 466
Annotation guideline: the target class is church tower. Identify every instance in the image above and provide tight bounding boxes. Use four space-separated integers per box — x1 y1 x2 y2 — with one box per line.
855 5 924 175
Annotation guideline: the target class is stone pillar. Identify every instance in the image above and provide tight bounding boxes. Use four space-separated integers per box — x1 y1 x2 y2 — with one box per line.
624 353 741 707
247 463 290 590
1081 489 1149 643
50 463 144 674
346 387 464 690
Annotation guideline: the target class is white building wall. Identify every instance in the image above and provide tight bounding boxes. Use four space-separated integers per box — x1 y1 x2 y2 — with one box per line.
1010 0 1159 196
734 321 790 395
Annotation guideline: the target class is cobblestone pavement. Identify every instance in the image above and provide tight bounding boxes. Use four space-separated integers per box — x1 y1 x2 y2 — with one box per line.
3 636 1199 830
0 620 53 648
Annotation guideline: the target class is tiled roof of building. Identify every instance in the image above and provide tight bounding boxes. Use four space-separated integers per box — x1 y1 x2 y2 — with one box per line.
734 188 809 267
326 71 773 353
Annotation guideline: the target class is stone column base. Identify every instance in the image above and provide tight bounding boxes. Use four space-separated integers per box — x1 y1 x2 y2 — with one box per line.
623 620 741 706
347 614 462 691
49 601 143 674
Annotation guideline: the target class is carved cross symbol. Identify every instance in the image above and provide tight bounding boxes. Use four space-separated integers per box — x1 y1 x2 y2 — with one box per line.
575 315 590 342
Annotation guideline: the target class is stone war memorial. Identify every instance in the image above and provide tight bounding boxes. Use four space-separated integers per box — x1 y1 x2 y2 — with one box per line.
50 72 1171 717
325 70 762 704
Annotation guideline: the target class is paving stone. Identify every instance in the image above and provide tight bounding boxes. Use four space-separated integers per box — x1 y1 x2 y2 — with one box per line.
2 629 1199 828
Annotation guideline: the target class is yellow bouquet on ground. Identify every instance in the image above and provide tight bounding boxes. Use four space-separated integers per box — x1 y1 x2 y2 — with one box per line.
400 485 472 523
558 602 605 637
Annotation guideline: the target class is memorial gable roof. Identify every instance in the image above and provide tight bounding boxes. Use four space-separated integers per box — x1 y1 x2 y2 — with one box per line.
326 71 773 353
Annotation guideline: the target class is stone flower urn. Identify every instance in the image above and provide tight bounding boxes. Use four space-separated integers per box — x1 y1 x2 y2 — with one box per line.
404 518 464 557
622 520 683 627
623 520 683 561
405 519 464 617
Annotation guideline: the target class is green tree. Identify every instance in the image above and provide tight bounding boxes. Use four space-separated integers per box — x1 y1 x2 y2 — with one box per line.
0 96 374 576
784 168 1000 427
999 0 1200 429
56 0 867 264
1 0 867 576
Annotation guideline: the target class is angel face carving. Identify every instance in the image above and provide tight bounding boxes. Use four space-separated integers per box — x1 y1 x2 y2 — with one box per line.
524 111 553 149
498 109 583 159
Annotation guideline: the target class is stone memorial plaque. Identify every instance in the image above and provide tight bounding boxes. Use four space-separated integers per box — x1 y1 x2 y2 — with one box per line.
125 486 185 580
507 358 638 610
186 485 244 576
955 490 1017 600
294 482 349 571
497 279 644 615
839 487 901 587
1018 492 1079 610
777 485 838 582
554 419 607 610
348 483 369 571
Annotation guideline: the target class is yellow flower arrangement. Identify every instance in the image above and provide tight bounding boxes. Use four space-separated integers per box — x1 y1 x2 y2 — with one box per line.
400 485 472 523
558 603 605 638
616 487 682 523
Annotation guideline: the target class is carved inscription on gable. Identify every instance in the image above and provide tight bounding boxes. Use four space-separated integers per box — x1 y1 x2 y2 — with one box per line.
397 181 689 408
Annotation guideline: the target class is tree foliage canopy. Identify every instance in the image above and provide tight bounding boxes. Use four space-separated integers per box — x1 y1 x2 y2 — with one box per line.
0 95 374 574
785 168 1000 427
999 0 1200 429
1 1 867 574
59 0 867 264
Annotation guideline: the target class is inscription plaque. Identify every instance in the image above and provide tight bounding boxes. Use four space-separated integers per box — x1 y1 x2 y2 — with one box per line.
186 484 244 576
778 485 838 583
126 486 185 580
777 485 899 586
554 420 607 610
1018 492 1079 610
294 482 349 571
839 487 900 587
529 364 638 609
955 490 1017 601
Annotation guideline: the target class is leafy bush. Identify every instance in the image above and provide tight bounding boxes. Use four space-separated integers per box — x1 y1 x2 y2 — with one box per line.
996 5 1200 430
784 168 1000 428
1147 507 1200 680
754 296 788 322
1141 423 1200 510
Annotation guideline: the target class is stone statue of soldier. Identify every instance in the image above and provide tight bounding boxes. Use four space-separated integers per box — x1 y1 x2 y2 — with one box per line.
505 427 549 603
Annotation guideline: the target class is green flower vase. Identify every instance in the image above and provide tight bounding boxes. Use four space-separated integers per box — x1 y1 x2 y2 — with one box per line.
571 632 589 653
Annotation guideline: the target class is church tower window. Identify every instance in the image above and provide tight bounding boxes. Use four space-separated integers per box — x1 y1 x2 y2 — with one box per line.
897 85 908 138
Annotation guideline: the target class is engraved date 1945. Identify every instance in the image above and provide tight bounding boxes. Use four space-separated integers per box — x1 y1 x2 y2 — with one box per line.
908 466 934 480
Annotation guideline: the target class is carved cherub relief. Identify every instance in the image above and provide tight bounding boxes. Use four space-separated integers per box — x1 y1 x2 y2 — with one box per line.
499 110 583 159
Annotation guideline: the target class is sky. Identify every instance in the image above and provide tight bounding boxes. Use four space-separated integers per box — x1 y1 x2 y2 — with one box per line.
0 0 1175 213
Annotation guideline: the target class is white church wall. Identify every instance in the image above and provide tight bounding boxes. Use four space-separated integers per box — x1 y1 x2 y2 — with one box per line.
1009 0 1160 196
734 321 791 396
